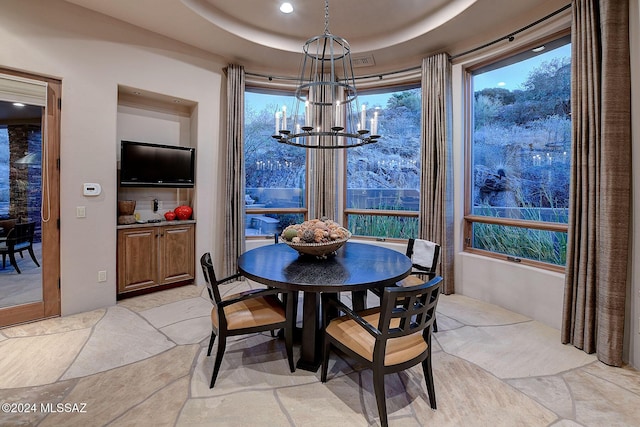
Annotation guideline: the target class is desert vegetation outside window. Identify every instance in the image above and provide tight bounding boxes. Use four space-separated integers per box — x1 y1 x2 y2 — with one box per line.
244 90 307 238
344 86 421 239
465 34 571 270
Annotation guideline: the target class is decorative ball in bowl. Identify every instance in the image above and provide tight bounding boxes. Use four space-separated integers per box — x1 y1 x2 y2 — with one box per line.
280 219 351 258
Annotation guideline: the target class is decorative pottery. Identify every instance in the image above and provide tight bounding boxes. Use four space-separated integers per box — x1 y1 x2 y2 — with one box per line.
118 200 136 225
164 211 176 221
118 200 136 216
174 205 193 220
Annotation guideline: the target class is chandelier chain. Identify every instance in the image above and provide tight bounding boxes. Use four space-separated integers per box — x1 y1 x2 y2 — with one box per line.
324 0 330 34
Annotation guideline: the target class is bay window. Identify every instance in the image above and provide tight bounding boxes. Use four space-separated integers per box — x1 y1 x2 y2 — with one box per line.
344 87 422 239
244 90 306 237
464 33 571 270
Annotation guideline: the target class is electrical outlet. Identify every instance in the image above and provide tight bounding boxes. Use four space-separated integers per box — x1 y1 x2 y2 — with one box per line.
98 270 107 282
158 201 164 210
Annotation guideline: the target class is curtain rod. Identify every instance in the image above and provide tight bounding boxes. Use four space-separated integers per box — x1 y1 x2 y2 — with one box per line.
245 3 571 81
246 66 422 82
449 3 571 60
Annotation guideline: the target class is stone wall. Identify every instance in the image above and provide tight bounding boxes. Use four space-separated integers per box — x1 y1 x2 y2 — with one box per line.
7 124 42 241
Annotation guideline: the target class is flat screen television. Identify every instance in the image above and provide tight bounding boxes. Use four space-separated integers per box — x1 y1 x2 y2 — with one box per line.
120 140 195 188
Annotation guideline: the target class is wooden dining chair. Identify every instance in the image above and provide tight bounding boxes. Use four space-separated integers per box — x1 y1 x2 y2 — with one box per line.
200 252 295 388
321 276 442 427
365 238 441 331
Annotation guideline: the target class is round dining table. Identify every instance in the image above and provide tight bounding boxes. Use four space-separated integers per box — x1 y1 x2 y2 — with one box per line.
237 241 412 371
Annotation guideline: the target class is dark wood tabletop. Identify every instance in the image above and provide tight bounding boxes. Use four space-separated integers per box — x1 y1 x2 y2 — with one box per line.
238 241 412 291
238 241 412 371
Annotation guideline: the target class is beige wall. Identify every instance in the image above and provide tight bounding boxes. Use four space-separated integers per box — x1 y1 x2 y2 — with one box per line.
0 0 225 314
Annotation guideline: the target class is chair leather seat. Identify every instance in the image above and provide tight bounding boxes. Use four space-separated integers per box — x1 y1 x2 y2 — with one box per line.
397 275 425 287
326 309 428 366
212 294 286 330
13 242 30 251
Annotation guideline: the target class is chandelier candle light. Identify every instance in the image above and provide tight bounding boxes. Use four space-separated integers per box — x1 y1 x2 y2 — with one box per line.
272 0 380 149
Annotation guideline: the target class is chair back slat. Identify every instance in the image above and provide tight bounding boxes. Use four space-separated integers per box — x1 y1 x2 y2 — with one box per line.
200 252 222 303
378 276 442 340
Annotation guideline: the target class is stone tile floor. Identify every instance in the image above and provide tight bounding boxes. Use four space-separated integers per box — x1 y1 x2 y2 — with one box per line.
0 282 639 426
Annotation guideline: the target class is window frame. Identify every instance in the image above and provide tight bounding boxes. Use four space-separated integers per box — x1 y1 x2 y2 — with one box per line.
342 82 422 242
463 30 571 273
244 85 309 239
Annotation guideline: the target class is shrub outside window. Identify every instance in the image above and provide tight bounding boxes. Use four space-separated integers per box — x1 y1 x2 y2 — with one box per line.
244 90 306 237
465 34 571 270
345 87 421 239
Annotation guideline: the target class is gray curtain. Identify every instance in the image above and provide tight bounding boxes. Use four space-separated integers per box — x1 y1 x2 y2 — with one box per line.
223 64 246 276
420 53 455 294
308 75 338 220
562 0 631 366
310 149 337 220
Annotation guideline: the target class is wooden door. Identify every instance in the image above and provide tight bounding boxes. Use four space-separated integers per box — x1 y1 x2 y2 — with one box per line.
159 223 194 284
117 227 158 293
0 70 61 327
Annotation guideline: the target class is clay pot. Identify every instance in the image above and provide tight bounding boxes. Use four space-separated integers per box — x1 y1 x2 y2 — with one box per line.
164 211 176 221
174 205 193 220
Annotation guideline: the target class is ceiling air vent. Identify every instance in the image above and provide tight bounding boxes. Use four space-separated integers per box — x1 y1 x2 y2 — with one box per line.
351 55 376 68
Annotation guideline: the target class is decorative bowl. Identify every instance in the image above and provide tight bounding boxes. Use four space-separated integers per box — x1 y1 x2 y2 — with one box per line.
282 231 351 258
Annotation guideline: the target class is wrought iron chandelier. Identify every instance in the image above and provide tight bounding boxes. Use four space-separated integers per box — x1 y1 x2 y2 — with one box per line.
272 0 380 149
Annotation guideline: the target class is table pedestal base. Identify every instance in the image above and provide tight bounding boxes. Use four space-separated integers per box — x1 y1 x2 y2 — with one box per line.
296 291 321 372
293 290 369 372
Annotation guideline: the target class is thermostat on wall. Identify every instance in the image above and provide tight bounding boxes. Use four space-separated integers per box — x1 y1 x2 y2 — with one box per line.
83 183 102 196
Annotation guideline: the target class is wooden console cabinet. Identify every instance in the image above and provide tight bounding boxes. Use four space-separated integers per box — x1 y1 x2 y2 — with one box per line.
117 221 195 296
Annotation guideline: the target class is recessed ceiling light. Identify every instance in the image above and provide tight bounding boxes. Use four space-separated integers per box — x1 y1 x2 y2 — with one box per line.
532 46 546 52
13 102 25 107
280 2 293 14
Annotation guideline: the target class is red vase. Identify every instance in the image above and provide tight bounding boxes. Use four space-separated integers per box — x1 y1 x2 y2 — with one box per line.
174 205 193 220
164 211 176 221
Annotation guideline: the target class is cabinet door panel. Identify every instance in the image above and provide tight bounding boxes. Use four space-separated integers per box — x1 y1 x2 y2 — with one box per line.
117 227 158 292
159 224 195 284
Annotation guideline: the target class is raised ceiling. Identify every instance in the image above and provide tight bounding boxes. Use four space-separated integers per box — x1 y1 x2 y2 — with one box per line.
63 0 570 76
